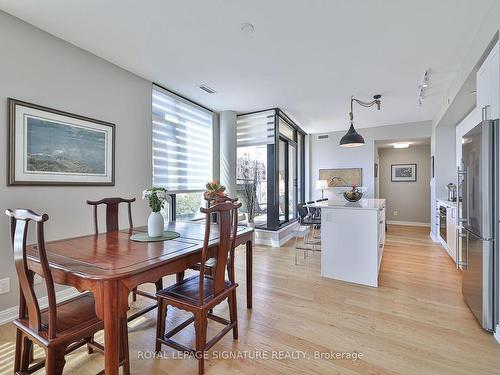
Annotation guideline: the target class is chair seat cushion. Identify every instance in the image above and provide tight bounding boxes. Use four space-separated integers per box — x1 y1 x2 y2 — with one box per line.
14 292 102 337
157 275 237 307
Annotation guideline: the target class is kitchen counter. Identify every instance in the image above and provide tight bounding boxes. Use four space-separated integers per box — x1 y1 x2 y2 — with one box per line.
311 198 386 211
321 198 386 287
437 198 458 208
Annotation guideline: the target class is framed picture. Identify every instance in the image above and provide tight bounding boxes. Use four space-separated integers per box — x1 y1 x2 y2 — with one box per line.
8 99 115 186
391 163 417 182
319 168 362 187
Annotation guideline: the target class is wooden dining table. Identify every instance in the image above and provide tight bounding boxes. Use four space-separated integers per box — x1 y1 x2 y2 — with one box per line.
25 221 254 375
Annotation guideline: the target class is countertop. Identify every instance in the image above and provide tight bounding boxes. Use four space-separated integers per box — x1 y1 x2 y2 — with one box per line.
310 198 386 211
436 198 458 208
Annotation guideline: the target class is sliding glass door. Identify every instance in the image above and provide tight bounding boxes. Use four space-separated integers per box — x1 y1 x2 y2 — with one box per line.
278 136 297 224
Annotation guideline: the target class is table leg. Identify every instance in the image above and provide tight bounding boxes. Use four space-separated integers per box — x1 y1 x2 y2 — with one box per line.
246 239 253 309
103 280 121 375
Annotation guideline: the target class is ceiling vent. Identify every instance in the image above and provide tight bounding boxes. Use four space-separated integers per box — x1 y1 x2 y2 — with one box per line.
317 134 329 140
199 84 216 94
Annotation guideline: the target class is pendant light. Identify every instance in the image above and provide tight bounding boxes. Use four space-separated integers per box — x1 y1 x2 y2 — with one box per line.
340 94 382 147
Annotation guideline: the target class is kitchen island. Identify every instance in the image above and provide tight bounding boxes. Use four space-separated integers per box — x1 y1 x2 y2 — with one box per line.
318 198 386 287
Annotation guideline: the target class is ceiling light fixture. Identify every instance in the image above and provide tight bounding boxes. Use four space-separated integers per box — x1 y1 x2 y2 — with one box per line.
240 22 255 33
339 94 382 148
393 143 410 149
418 69 430 107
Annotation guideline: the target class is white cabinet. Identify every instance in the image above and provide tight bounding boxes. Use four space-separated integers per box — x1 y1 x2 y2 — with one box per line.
321 199 386 287
436 199 457 263
476 42 499 121
446 205 457 261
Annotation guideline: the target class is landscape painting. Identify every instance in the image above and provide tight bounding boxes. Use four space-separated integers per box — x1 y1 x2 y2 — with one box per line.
391 163 417 182
9 99 115 185
319 168 362 187
26 117 106 175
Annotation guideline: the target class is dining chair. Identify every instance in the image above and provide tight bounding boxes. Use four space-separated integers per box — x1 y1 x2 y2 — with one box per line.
294 204 321 265
6 208 130 375
177 195 239 283
155 200 241 375
86 197 163 320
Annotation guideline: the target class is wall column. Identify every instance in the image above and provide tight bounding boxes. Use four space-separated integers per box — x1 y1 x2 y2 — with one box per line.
219 111 237 198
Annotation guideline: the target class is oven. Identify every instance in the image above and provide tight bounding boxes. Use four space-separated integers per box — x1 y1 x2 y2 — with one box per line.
439 205 447 242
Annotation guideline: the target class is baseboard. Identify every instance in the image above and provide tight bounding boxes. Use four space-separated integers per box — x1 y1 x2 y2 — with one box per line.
387 220 430 227
0 287 80 326
254 222 299 247
494 324 500 344
429 231 439 242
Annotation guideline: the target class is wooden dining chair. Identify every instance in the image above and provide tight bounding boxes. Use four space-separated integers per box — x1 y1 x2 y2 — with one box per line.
6 208 130 375
86 197 164 319
155 200 241 375
177 195 239 283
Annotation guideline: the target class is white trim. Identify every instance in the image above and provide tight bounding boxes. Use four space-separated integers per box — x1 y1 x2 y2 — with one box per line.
429 231 440 242
0 287 80 326
494 324 500 344
387 220 430 227
254 222 299 247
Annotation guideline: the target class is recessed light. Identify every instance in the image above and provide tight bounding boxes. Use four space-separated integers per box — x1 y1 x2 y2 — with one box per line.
240 22 255 33
394 143 410 149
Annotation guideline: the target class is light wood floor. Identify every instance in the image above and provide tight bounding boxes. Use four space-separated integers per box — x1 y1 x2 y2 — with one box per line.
1 225 500 374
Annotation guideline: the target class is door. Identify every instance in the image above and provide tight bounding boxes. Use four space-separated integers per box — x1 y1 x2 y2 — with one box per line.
461 228 494 330
278 137 298 224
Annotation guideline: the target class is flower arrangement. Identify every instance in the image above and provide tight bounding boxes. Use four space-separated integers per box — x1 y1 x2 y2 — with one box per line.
203 179 227 201
142 187 168 212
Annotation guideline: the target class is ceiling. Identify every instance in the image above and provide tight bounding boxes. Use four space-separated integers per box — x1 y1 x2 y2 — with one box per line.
0 0 495 133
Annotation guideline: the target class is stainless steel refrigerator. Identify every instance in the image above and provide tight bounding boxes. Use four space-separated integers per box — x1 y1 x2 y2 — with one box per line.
458 119 499 331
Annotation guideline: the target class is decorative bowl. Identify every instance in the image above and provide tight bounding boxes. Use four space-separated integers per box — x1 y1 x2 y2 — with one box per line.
343 189 363 202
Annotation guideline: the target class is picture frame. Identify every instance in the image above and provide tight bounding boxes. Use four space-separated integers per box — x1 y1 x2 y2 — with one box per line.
391 163 417 182
8 98 115 186
319 168 362 187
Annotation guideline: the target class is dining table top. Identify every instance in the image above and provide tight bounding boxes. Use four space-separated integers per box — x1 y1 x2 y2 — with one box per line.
27 221 253 281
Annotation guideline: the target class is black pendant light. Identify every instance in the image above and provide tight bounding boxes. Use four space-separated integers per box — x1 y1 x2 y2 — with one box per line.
340 94 382 148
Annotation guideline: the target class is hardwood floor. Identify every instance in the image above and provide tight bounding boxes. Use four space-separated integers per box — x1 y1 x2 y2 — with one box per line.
1 225 499 374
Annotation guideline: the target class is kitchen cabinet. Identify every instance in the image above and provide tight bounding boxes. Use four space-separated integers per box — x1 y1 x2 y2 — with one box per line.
436 199 457 263
476 42 499 121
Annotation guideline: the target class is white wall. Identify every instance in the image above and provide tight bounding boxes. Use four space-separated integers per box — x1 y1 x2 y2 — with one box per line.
378 145 431 224
309 121 432 201
0 11 152 312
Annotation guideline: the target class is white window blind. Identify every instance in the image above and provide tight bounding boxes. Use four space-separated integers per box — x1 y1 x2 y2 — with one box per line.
152 85 213 192
236 110 275 147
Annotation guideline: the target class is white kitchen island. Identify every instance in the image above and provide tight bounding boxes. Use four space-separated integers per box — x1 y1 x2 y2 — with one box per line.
318 199 386 287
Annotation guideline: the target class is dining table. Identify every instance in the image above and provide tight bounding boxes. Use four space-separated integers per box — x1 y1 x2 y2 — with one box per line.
25 221 254 375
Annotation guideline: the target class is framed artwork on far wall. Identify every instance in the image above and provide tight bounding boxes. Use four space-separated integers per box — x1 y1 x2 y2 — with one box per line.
319 168 362 187
8 98 115 186
391 163 417 182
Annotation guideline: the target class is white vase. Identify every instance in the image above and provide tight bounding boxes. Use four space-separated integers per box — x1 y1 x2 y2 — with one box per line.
148 211 164 237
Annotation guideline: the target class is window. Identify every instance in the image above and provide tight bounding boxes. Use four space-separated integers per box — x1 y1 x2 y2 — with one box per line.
237 109 305 230
152 85 213 220
236 110 274 228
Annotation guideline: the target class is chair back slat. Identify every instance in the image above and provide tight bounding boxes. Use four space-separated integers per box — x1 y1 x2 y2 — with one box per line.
199 201 240 302
6 209 56 337
86 197 135 233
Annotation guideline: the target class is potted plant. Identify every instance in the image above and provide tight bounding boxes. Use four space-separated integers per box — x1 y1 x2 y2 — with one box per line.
142 187 169 237
204 180 227 203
